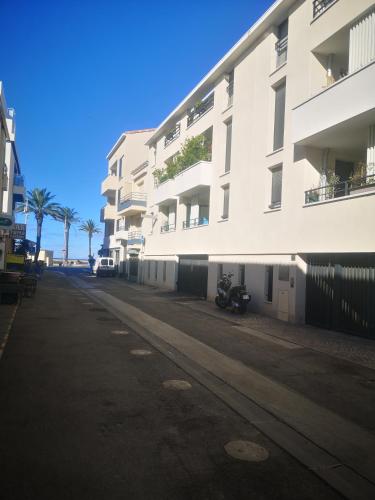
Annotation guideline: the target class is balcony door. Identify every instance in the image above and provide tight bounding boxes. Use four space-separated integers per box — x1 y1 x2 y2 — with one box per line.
335 160 354 197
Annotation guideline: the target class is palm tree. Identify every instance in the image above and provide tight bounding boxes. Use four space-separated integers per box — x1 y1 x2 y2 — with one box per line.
19 188 60 262
54 207 80 263
79 219 101 258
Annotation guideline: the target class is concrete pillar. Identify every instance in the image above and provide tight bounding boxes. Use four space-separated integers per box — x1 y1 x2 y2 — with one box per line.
367 125 375 178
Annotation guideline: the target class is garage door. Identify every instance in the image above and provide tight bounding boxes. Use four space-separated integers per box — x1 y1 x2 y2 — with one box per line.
306 254 375 338
177 255 208 298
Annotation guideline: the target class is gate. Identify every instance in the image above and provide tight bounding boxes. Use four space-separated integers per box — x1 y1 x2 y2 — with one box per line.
306 254 375 338
177 255 208 298
128 256 139 282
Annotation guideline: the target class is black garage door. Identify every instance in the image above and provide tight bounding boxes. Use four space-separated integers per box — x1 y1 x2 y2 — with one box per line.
306 254 375 338
177 255 208 298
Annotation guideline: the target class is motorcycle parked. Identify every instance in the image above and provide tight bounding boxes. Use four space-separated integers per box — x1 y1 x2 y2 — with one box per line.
215 272 251 313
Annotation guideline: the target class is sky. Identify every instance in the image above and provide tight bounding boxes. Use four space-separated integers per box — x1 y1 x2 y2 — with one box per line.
1 0 274 258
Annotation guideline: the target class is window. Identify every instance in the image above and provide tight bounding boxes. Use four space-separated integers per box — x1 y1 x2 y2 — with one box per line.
265 265 273 302
163 261 167 282
154 261 158 281
118 156 123 179
273 81 286 151
116 219 120 231
147 260 151 280
276 19 288 67
222 185 230 219
225 119 232 173
217 263 223 280
239 264 245 286
270 166 283 209
226 70 234 106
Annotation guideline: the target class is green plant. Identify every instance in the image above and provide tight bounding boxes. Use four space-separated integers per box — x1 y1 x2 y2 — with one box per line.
79 219 101 257
54 207 80 262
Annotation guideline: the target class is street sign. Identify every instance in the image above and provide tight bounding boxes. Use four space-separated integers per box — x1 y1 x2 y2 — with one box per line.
0 216 13 227
11 223 26 239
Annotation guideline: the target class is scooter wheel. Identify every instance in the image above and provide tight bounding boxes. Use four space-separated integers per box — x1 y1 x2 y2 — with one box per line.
215 296 226 309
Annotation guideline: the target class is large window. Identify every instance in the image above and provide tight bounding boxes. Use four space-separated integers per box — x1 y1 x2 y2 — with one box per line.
222 185 230 219
265 265 273 302
270 165 283 209
225 119 232 173
118 156 123 179
276 19 288 67
273 81 286 151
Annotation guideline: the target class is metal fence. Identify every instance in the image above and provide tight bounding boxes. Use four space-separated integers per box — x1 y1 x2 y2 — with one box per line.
160 223 176 233
313 0 336 18
182 217 209 229
305 174 375 204
187 93 214 127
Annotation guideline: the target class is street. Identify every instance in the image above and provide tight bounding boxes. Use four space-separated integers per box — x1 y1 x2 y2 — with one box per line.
1 269 375 499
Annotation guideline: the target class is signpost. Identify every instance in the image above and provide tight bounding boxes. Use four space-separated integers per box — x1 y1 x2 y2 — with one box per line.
11 223 26 239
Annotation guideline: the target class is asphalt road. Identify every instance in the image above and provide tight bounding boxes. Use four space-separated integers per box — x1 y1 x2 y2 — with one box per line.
0 269 371 499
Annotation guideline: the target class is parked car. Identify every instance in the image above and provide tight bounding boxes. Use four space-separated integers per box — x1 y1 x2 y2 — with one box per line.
94 257 116 277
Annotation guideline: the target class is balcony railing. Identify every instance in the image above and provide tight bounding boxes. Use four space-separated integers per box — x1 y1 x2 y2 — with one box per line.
127 231 143 243
275 36 288 66
160 223 176 233
187 93 214 127
13 174 24 187
305 174 375 204
183 217 209 229
164 124 181 148
226 81 234 107
313 0 336 18
118 192 147 209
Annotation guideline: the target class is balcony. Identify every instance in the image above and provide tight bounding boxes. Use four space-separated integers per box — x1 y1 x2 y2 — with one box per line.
101 204 117 221
118 192 147 216
164 124 180 148
13 174 25 201
101 174 117 196
305 174 375 205
115 227 128 241
183 217 209 229
275 36 288 67
292 61 375 146
160 223 176 233
154 160 213 203
313 0 336 19
127 231 143 245
226 81 234 107
187 93 214 127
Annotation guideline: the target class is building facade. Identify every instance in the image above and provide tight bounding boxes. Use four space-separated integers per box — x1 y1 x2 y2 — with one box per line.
100 129 154 278
102 0 375 336
0 82 26 270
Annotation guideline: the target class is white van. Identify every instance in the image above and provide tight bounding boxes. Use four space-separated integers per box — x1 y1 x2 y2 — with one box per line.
93 257 117 277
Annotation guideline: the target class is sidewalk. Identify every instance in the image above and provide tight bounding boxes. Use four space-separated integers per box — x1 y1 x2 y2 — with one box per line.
0 304 17 357
172 298 375 370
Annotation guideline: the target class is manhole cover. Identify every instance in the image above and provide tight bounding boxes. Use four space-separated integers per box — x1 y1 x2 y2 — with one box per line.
111 330 129 335
162 380 192 391
224 440 269 462
130 349 152 356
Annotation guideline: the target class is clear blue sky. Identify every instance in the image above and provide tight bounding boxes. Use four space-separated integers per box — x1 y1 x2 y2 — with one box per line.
2 0 274 258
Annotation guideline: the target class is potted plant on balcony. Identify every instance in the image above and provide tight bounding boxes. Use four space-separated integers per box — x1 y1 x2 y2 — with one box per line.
349 162 374 195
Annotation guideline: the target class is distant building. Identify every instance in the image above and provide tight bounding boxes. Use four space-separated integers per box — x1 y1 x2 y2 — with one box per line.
38 250 54 267
0 82 26 271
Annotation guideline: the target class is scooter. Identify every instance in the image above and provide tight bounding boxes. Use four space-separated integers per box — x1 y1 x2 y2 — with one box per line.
215 272 251 314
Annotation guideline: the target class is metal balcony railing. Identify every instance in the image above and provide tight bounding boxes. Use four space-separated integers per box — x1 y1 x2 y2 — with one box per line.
275 36 288 66
313 0 336 18
164 124 181 148
119 192 147 204
160 223 176 233
127 231 143 242
182 217 209 229
13 174 24 187
187 93 214 127
305 174 375 204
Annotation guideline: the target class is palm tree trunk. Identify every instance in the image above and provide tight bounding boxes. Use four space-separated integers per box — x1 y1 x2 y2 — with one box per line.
34 216 43 263
89 233 92 257
64 221 69 262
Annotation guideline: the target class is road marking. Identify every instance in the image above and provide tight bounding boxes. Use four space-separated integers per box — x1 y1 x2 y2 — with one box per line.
111 330 129 336
130 349 152 356
224 440 269 462
0 303 19 361
162 380 192 391
232 325 302 350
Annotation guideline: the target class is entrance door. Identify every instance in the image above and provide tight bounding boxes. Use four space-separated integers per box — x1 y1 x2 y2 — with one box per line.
177 255 208 298
128 256 139 282
306 254 375 337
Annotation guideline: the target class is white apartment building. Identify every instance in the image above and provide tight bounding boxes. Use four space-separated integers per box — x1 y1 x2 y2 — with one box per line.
102 0 375 337
100 129 154 278
0 82 25 270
